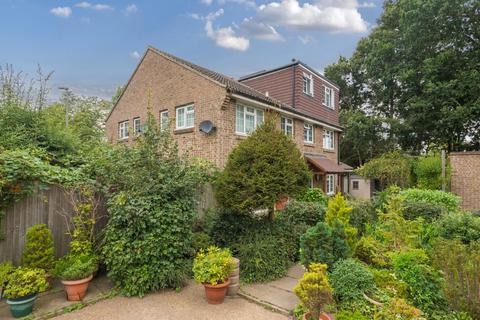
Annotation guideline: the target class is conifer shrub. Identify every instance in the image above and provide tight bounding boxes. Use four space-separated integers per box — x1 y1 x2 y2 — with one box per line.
215 119 310 215
21 224 55 272
325 193 357 248
329 258 375 303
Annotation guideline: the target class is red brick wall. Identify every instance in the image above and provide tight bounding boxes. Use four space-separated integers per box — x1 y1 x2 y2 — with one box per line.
450 152 480 210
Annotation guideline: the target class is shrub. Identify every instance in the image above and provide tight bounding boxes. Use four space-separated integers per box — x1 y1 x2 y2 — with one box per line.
21 224 55 272
431 239 480 318
192 246 234 285
435 211 480 244
391 249 446 313
0 262 14 288
53 254 98 281
3 267 49 299
277 200 325 227
377 298 422 320
399 188 460 212
235 232 290 283
102 113 209 296
192 232 211 253
349 199 377 236
335 311 369 320
215 119 310 215
299 221 350 268
371 268 408 299
297 188 328 206
354 236 388 267
294 263 333 318
329 258 375 303
413 154 449 190
401 201 448 222
325 193 357 247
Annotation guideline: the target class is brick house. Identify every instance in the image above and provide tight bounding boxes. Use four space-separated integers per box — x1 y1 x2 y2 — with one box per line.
450 152 480 211
105 46 352 195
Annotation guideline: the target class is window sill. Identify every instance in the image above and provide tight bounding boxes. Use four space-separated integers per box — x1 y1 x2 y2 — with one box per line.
303 92 314 98
323 148 335 153
304 142 315 147
174 127 195 134
322 103 335 110
118 137 129 142
235 133 248 140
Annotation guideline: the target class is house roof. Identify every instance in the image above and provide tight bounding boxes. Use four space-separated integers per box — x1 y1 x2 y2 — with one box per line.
238 60 340 90
305 154 353 173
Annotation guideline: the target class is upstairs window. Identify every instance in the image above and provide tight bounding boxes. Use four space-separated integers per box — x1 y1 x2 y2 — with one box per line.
281 117 294 137
323 130 334 150
133 117 142 135
160 110 169 130
176 104 194 129
303 73 314 96
236 104 264 134
304 123 314 143
118 120 129 140
324 87 334 109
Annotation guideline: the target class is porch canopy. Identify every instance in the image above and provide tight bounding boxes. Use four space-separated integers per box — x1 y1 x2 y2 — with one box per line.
305 154 353 173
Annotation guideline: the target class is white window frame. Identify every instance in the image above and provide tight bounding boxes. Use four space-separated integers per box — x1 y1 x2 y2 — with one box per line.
235 104 264 135
303 122 314 143
118 120 129 140
324 86 334 109
281 117 294 137
303 73 314 96
133 117 142 135
326 174 335 195
323 130 335 150
160 110 169 131
176 104 195 130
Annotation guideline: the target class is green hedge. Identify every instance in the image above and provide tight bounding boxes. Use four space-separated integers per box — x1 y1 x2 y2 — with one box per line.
399 189 460 212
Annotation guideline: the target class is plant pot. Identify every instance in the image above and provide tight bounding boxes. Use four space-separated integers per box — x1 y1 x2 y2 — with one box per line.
61 274 93 301
6 294 38 318
275 197 289 211
302 312 334 320
203 279 230 304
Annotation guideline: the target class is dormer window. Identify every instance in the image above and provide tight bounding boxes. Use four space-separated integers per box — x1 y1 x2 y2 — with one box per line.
303 73 313 96
324 86 334 109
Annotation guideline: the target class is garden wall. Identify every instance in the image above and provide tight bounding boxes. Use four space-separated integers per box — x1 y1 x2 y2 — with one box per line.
450 152 480 211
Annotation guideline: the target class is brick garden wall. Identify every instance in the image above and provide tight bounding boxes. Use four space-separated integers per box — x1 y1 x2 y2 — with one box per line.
450 152 480 211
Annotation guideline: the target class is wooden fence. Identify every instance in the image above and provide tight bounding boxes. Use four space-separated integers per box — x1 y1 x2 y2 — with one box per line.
0 183 216 265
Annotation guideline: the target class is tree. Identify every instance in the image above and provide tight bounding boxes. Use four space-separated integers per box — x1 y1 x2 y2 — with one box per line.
215 119 310 216
355 152 412 189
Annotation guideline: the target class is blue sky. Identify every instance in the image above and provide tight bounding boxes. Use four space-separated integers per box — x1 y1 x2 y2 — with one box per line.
0 0 383 100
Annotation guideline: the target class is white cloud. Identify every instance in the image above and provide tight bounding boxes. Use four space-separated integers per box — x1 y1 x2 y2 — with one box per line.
298 35 314 44
256 0 368 33
75 2 113 11
124 4 138 15
201 0 214 4
203 9 249 51
240 18 283 41
130 51 141 59
359 1 376 8
50 6 72 18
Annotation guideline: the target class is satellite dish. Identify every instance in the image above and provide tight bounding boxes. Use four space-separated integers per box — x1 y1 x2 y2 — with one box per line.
199 120 216 134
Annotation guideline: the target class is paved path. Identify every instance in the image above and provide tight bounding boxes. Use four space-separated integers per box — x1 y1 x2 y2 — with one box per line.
54 281 288 320
239 264 304 315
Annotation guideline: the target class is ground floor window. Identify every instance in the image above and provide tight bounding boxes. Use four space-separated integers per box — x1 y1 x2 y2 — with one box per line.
236 104 264 134
326 174 335 195
352 180 359 190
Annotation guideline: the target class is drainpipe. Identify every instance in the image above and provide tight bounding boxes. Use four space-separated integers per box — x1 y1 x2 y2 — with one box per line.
291 60 296 108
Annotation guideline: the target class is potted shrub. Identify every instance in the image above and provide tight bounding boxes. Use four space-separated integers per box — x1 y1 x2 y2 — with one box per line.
192 246 235 304
294 263 333 320
21 224 55 287
0 261 14 299
3 267 49 318
53 253 98 301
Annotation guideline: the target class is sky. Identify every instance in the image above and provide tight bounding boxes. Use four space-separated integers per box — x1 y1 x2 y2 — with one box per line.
0 0 383 100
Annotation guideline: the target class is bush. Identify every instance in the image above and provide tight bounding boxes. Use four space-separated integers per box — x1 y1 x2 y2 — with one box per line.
192 246 234 285
277 200 325 227
299 221 350 268
401 201 448 222
349 199 377 236
21 224 55 272
435 211 480 244
391 249 446 313
3 267 49 299
215 119 310 215
371 268 408 299
329 259 375 303
53 254 98 281
102 113 209 296
413 154 448 190
354 236 388 267
399 189 460 212
335 311 369 320
296 188 328 206
0 262 14 288
376 298 422 320
325 193 357 248
235 232 290 283
192 232 211 253
294 263 333 318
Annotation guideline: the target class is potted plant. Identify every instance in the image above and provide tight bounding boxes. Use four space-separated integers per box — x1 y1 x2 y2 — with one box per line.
294 263 334 320
3 267 49 318
53 253 98 301
0 262 14 299
192 246 235 304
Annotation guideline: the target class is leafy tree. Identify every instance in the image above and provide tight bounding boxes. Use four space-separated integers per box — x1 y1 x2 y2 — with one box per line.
413 154 450 190
355 152 412 189
215 119 310 216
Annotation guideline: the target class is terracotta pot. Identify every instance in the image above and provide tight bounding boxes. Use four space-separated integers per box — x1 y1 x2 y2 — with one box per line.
275 197 289 211
203 279 230 304
302 312 334 320
61 274 93 301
